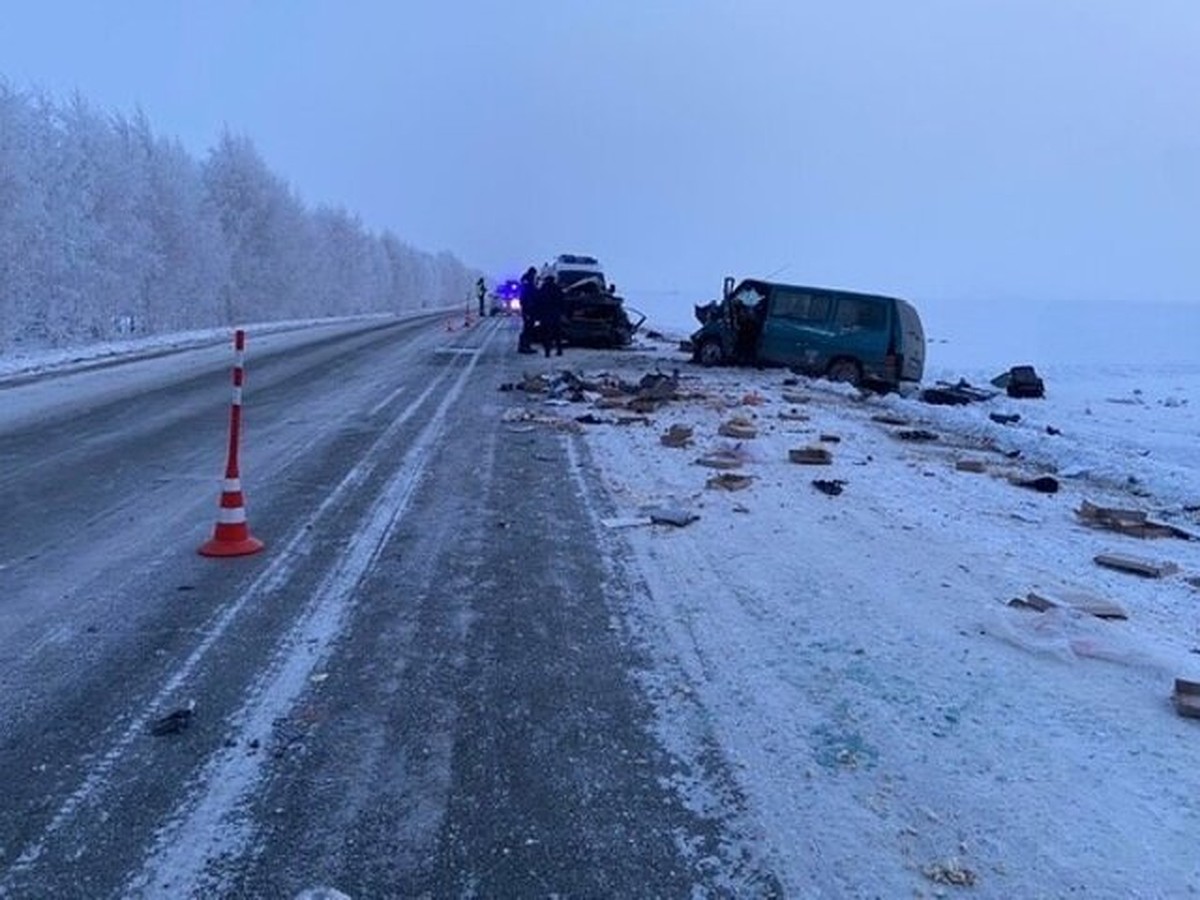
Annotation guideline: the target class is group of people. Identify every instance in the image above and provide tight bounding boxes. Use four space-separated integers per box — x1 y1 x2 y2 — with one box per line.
516 266 566 357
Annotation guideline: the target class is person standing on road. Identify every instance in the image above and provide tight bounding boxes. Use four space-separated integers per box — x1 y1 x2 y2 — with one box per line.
517 266 540 354
476 277 487 318
538 274 565 357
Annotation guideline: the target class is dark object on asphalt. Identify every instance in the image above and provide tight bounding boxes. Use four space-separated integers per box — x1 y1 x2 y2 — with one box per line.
1012 475 1059 494
920 379 997 406
896 429 939 442
1046 425 1062 435
992 364 1045 398
812 479 846 496
151 700 196 736
647 506 700 527
990 412 1021 425
575 413 609 426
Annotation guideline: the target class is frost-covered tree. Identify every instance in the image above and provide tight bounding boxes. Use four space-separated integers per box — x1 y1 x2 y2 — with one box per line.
0 85 479 353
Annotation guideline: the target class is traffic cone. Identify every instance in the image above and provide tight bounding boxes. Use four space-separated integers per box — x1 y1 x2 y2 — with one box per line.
199 328 264 558
199 476 264 557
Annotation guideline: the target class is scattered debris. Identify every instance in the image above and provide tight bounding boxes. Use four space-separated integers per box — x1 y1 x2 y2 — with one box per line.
696 449 745 470
955 459 986 473
989 412 1021 425
151 700 196 736
1011 475 1059 494
502 408 582 433
1046 425 1062 436
812 479 846 497
789 446 833 465
707 473 755 491
575 413 609 425
647 506 700 527
818 433 841 443
637 370 679 401
895 429 939 442
992 364 1045 398
871 414 910 426
1094 553 1180 579
660 424 695 448
920 379 996 406
1174 678 1200 719
1076 500 1196 540
741 392 766 406
780 389 809 404
718 417 758 439
1187 576 1200 591
922 860 978 887
1009 589 1128 620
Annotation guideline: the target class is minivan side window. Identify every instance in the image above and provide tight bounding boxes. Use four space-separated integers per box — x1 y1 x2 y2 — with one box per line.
833 297 887 331
773 289 831 323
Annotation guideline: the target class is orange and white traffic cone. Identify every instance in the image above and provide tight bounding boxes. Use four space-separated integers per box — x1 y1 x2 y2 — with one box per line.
199 476 263 557
199 329 264 557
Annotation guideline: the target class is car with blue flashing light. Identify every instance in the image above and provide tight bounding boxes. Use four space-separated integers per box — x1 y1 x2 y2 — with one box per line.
489 279 523 315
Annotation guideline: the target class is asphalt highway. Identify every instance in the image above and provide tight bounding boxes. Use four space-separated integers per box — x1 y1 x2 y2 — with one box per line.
0 316 778 899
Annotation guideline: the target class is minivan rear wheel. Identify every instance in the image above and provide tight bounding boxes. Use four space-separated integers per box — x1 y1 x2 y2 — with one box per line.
826 357 863 385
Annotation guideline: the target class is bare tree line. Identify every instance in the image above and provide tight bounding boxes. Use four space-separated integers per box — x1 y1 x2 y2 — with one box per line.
0 82 477 353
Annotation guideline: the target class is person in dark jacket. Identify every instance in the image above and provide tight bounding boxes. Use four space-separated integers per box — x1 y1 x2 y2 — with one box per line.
517 267 539 354
475 277 486 318
538 275 565 357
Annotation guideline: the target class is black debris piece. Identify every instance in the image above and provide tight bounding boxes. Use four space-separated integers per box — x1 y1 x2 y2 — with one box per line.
896 429 939 442
812 479 847 497
151 700 196 736
989 412 1021 425
919 379 997 406
992 364 1045 399
1012 475 1059 494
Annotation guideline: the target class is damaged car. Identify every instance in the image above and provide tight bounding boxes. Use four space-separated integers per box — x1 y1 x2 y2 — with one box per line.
549 254 645 348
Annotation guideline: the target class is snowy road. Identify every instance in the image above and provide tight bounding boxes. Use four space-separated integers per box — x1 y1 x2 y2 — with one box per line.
5 314 1200 899
0 317 774 898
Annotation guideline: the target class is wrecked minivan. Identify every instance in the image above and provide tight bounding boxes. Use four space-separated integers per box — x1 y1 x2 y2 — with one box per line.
691 278 925 389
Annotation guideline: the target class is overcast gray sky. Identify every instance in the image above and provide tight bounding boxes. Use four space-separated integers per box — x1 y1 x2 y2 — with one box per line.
2 1 1197 308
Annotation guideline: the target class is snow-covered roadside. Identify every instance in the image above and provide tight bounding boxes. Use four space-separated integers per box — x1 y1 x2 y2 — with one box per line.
0 312 437 383
564 339 1200 897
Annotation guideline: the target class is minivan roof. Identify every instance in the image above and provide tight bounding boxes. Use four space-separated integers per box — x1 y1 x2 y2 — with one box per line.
736 278 904 305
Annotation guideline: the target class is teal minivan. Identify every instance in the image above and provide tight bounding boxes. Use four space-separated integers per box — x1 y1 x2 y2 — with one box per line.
691 278 925 389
